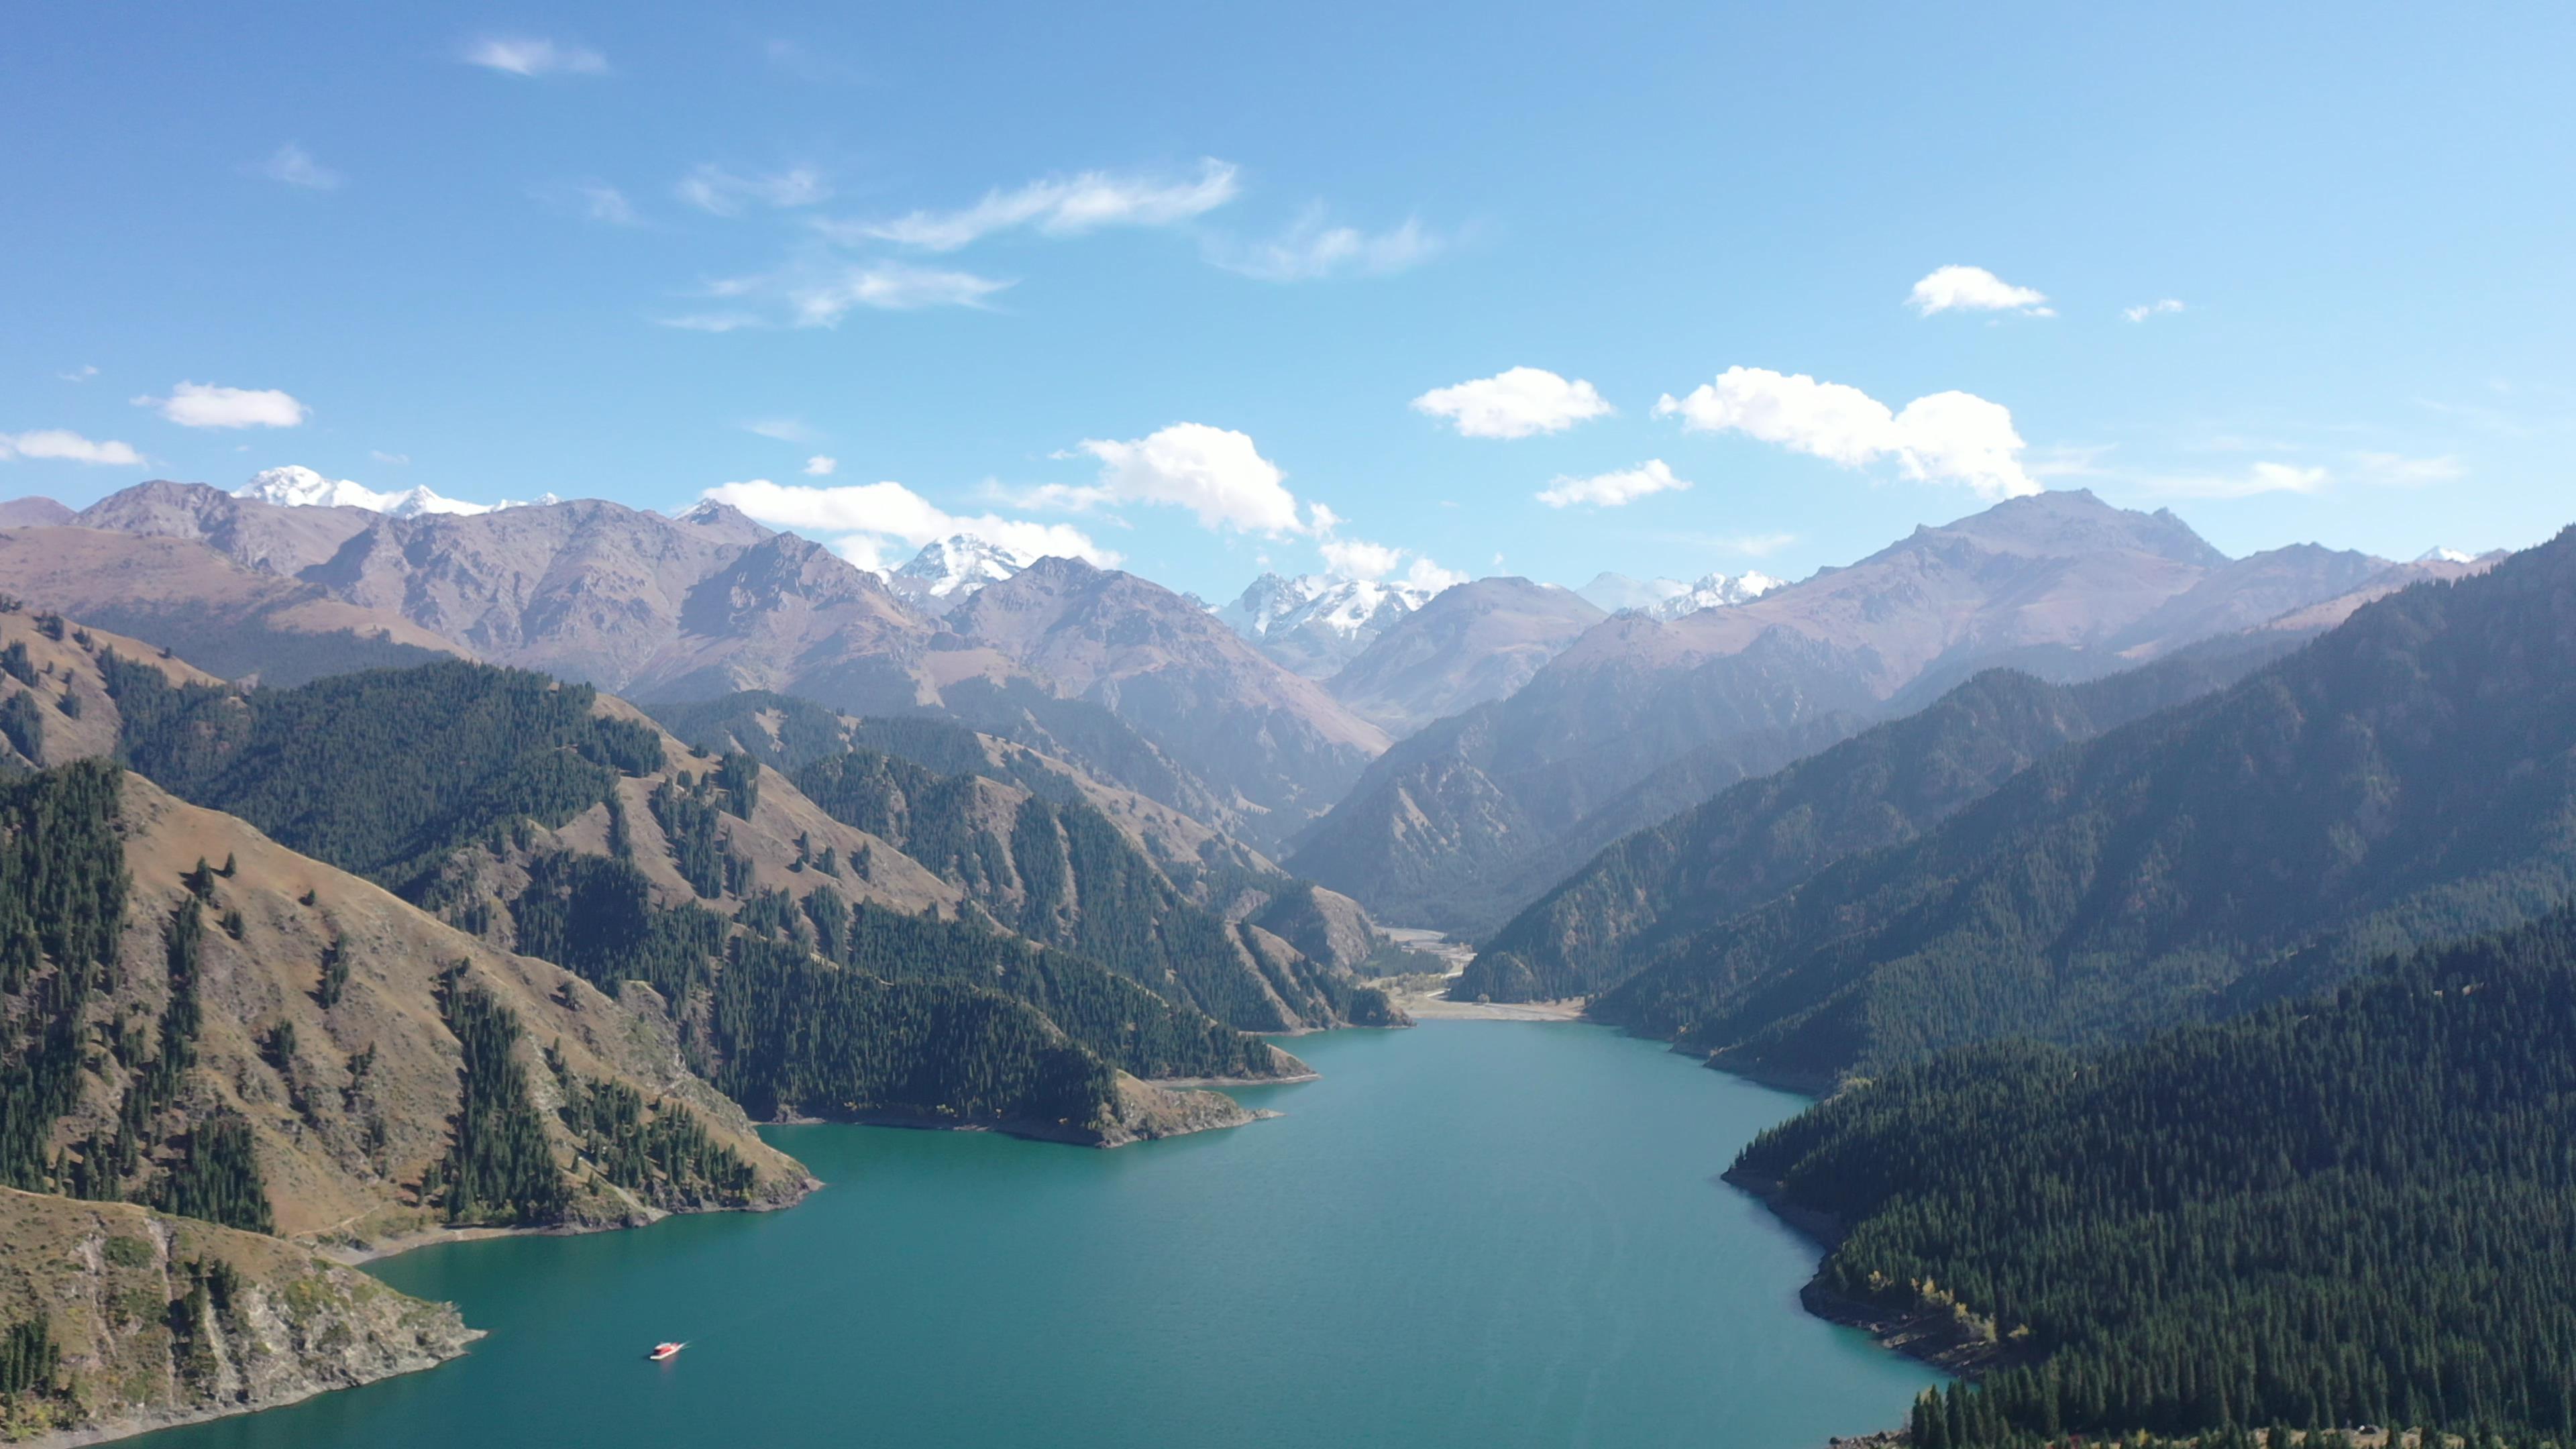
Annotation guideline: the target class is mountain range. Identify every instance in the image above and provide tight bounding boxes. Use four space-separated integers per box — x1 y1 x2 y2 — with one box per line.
1285 490 2430 933
1589 521 2575 1087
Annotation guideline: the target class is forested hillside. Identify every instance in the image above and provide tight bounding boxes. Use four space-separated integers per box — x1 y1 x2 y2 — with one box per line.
644 688 1278 902
1460 642 2297 1004
1595 526 2576 1085
1738 908 2576 1444
790 748 1401 1032
0 760 809 1246
93 657 1307 1138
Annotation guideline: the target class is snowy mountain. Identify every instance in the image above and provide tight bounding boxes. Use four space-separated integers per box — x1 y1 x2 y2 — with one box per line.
2417 546 2477 564
1217 572 1434 678
1638 570 1784 620
233 465 526 517
1572 572 1689 613
883 533 1034 611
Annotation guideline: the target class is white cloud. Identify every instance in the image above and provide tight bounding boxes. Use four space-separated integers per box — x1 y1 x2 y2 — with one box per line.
58 365 97 382
1316 533 1462 592
1536 458 1693 509
2143 462 2331 499
261 143 342 191
1412 367 1613 439
803 455 837 476
1909 265 2051 317
1319 536 1405 580
841 159 1240 252
1654 366 2039 500
2123 298 2186 323
676 164 830 216
1402 556 1468 592
743 419 818 443
136 381 308 429
700 477 1114 572
1207 207 1440 282
371 449 411 465
0 429 145 466
464 37 607 77
1075 423 1303 533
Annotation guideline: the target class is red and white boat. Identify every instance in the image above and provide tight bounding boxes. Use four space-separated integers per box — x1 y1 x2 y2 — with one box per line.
645 1342 686 1362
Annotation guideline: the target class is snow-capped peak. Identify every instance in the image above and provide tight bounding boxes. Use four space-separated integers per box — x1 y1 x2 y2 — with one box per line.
889 534 1035 601
1218 572 1432 642
1640 570 1784 621
2416 546 2477 564
235 465 500 518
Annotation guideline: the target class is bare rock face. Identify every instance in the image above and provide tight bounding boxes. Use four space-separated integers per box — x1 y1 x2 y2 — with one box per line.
0 1191 479 1446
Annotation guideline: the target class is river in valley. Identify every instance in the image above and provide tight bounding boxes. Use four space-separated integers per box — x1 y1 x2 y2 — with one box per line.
136 1022 1938 1449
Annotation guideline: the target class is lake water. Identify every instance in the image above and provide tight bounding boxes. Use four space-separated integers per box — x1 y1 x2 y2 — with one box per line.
138 1022 1938 1449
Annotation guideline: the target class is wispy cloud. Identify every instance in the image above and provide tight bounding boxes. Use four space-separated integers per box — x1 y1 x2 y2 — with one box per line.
134 381 307 429
2139 461 2330 499
579 182 638 226
2347 451 2464 486
2123 298 2186 323
1909 265 2051 317
1656 366 2039 500
743 419 818 443
464 36 607 77
655 312 765 333
260 143 341 191
1206 207 1441 282
803 455 837 476
58 365 97 383
371 449 411 465
676 164 830 217
1536 459 1693 509
834 159 1240 252
0 429 145 466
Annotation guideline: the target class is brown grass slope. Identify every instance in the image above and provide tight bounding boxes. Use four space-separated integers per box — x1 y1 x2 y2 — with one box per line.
0 1189 476 1446
72 773 812 1248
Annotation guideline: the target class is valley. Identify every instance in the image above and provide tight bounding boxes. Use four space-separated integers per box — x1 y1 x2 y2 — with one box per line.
0 475 2565 1449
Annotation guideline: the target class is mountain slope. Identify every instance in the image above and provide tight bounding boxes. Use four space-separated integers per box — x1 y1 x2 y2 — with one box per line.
1737 908 2576 1444
94 657 1310 1120
0 761 811 1248
1291 490 2391 933
1459 643 2303 1004
0 525 459 686
1595 523 2576 1086
0 1189 477 1444
28 484 1267 854
1324 577 1605 737
952 557 1391 847
788 749 1401 1032
639 690 1277 902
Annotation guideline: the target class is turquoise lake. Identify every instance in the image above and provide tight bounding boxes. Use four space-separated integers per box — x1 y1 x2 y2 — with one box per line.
137 1021 1939 1448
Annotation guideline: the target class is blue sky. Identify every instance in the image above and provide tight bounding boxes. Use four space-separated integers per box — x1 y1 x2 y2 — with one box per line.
5 2 2572 601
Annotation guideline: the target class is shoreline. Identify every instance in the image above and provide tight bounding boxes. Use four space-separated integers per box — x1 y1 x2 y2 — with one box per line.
1723 1167 2028 1382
